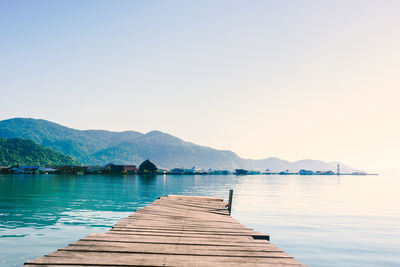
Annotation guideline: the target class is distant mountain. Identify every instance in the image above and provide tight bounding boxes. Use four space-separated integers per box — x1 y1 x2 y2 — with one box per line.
0 118 356 172
0 138 79 166
85 134 242 170
0 118 142 160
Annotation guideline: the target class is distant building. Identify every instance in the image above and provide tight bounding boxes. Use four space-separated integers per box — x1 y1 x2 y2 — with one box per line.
106 164 137 174
86 166 106 174
157 168 168 174
38 167 57 174
7 167 25 174
184 166 206 174
299 169 335 175
210 170 230 175
299 169 314 175
194 166 206 174
0 166 9 174
5 166 41 174
351 171 367 175
277 169 290 175
138 159 157 175
3 166 56 174
234 169 248 175
124 165 138 174
170 168 185 174
57 166 87 174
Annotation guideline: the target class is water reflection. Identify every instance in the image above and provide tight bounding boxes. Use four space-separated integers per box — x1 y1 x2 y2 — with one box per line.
0 174 399 267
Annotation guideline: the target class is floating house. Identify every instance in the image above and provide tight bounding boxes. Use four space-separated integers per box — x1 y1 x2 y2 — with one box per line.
0 166 55 174
5 166 41 174
85 166 106 174
38 167 57 174
106 164 137 174
0 166 8 173
56 166 87 175
124 165 137 174
7 167 25 174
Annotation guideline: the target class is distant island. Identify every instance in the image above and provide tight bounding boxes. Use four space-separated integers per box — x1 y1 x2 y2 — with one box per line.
0 117 362 173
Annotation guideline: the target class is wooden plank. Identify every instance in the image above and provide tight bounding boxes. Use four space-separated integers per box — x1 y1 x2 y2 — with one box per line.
116 219 249 227
25 264 302 267
69 240 283 252
113 222 252 229
120 218 245 227
110 227 257 234
60 245 290 257
25 195 304 266
165 195 223 200
80 233 270 247
110 227 255 234
105 231 264 241
120 219 245 227
27 251 302 265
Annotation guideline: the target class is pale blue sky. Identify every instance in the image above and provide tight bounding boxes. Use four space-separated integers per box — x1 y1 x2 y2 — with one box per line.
1 1 399 171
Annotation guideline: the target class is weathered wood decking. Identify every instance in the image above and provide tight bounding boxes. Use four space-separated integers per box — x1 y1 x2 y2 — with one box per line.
25 195 304 266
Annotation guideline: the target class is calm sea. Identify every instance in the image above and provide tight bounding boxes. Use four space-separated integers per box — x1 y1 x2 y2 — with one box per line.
0 174 399 266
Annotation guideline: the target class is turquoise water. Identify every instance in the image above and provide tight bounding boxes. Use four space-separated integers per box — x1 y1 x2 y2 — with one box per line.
0 174 399 266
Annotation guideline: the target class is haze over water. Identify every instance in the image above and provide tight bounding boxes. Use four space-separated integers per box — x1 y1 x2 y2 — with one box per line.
1 174 399 267
1 1 400 172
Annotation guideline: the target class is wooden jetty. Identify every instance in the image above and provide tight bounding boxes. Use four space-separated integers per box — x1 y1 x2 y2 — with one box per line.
25 195 305 266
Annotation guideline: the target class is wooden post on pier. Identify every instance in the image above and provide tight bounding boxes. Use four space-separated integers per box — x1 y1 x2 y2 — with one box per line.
228 189 233 215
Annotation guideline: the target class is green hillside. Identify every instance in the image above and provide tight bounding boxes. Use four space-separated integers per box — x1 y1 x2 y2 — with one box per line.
0 118 242 168
0 118 142 161
0 118 356 172
0 138 79 166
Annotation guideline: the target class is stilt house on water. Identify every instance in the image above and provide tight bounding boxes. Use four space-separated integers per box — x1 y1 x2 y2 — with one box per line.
138 159 157 175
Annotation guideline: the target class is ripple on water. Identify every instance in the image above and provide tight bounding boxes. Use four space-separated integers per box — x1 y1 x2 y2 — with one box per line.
0 174 399 267
0 234 28 238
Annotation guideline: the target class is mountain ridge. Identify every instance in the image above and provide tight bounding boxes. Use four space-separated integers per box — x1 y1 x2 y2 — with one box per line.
0 118 356 172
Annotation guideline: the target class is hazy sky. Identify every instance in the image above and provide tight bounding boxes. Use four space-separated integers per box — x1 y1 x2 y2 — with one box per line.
1 1 399 172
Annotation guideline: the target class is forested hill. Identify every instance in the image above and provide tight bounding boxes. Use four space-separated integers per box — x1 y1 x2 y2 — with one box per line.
0 138 79 166
0 118 356 172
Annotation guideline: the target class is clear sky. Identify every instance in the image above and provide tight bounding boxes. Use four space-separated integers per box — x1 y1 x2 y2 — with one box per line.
1 0 399 172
